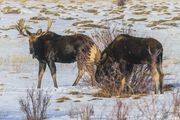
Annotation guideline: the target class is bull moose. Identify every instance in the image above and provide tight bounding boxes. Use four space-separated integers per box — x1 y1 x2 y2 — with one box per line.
96 34 164 94
16 19 101 88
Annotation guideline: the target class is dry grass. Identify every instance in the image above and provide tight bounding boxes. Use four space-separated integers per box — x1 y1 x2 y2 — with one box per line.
0 0 4 3
18 0 28 2
40 8 60 16
30 15 50 21
135 95 172 120
81 24 109 29
72 20 94 26
161 22 178 27
107 15 125 21
56 4 65 8
10 55 31 73
152 6 168 12
109 100 128 120
95 59 152 98
132 11 150 15
68 91 80 95
0 83 4 96
0 57 5 65
0 55 31 73
56 96 71 103
172 90 180 119
130 4 147 11
68 104 94 120
146 20 168 27
1 6 21 14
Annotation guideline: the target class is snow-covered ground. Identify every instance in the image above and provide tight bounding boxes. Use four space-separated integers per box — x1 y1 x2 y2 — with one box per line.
0 0 180 119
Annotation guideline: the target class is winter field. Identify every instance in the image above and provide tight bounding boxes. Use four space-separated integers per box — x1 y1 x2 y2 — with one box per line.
0 0 180 119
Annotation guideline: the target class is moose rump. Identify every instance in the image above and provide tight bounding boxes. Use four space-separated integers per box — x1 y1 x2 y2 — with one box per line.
95 34 164 94
16 19 101 88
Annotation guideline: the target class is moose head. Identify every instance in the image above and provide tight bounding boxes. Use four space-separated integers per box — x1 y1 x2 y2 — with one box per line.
16 18 52 58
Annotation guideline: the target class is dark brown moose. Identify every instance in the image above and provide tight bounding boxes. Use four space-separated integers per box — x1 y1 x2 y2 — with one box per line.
16 19 101 88
96 34 164 94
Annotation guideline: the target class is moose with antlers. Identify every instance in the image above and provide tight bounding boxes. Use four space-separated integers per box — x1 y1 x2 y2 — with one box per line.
96 34 164 94
16 18 101 88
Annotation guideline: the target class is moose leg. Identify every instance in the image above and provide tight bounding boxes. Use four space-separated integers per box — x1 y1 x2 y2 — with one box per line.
37 62 46 88
48 61 58 88
157 63 164 94
72 62 84 86
121 77 126 93
151 64 160 94
120 63 133 93
86 65 96 86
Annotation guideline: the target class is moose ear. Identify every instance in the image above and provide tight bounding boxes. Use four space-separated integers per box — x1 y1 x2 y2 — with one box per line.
25 29 32 36
36 29 43 36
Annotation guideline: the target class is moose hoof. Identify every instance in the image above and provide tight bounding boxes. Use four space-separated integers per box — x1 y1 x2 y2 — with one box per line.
72 83 76 86
160 91 164 94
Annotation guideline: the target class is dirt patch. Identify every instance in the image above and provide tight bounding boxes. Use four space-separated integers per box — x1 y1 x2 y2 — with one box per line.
83 9 99 15
128 18 147 22
63 17 78 20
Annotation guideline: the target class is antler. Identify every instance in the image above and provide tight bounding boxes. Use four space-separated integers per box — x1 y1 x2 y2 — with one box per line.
16 18 28 36
44 18 52 34
38 18 53 36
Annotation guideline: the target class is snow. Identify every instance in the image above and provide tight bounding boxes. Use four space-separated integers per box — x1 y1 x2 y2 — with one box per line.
0 0 180 119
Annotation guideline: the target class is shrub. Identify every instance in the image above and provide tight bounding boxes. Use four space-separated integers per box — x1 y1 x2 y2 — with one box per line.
19 88 51 120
